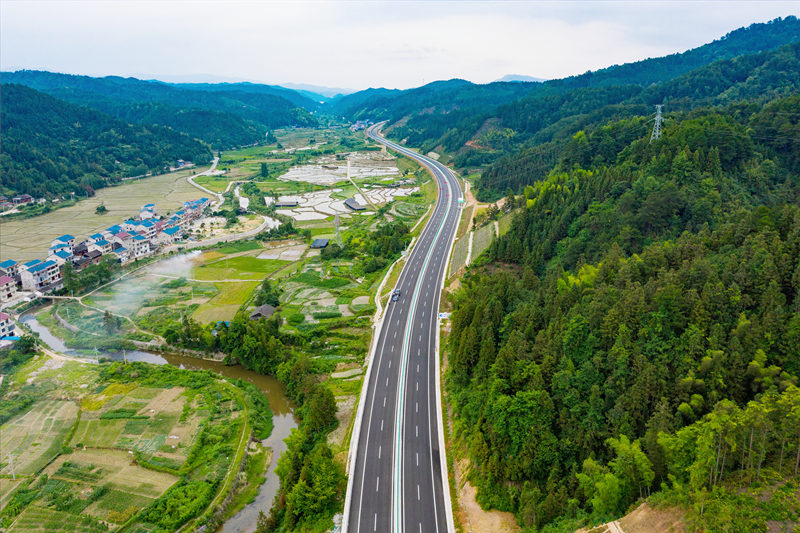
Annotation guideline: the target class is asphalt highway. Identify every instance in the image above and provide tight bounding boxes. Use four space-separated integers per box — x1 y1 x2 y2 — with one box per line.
344 124 460 533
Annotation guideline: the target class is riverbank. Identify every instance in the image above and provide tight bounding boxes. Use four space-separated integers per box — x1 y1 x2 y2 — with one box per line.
7 314 297 533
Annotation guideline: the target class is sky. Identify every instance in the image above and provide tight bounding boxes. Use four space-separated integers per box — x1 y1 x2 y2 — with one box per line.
1 1 796 91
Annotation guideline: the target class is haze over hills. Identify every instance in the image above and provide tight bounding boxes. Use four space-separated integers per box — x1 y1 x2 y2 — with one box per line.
494 74 547 83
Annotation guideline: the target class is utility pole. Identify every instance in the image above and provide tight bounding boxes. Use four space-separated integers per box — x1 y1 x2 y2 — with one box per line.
333 214 343 247
650 104 663 144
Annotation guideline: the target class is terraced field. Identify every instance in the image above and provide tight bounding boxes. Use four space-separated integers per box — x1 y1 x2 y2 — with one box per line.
1 400 79 476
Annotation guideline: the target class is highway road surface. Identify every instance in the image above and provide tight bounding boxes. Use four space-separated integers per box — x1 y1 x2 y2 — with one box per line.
344 124 460 533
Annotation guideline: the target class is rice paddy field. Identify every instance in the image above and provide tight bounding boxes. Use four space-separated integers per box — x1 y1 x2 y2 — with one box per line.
0 167 206 263
1 355 260 532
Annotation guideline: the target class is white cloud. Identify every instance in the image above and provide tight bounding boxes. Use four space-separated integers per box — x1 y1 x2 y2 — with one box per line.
1 0 795 89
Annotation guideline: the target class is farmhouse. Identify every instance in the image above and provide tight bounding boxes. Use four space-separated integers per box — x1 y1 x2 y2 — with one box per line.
51 250 74 266
51 234 76 249
311 238 330 249
0 259 20 278
89 239 113 255
21 260 62 292
155 226 181 245
113 245 131 264
140 203 157 219
12 194 33 205
344 197 365 211
0 275 17 302
74 250 103 270
130 234 152 258
250 304 276 320
0 312 14 337
275 199 299 208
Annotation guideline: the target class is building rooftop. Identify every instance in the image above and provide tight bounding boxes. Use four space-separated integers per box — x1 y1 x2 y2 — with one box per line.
0 275 14 285
250 304 276 320
311 238 330 249
0 312 11 321
23 259 42 268
344 197 365 211
55 234 75 242
28 260 56 273
0 260 17 268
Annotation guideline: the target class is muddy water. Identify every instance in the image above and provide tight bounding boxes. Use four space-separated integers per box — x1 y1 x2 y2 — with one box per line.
19 314 297 533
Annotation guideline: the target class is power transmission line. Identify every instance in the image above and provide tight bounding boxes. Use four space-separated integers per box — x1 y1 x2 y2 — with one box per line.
650 104 663 144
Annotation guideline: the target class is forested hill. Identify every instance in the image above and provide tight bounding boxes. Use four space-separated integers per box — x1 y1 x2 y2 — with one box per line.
2 70 318 149
0 84 212 198
446 94 800 531
475 40 800 199
330 16 800 174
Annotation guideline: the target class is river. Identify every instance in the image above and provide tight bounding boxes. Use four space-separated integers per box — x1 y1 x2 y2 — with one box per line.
20 313 297 533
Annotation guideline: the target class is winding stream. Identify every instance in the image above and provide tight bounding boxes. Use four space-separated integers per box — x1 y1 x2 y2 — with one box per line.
20 314 297 533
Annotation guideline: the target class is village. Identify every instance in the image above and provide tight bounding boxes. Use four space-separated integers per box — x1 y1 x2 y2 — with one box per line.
0 197 211 341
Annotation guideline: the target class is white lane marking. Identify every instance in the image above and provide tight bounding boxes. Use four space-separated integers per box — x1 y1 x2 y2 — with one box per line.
417 364 419 373
416 381 419 391
381 419 384 431
416 452 419 466
418 484 421 501
374 513 377 532
383 397 387 407
379 445 382 458
376 476 380 492
389 360 392 369
391 345 395 353
416 425 419 437
416 401 418 413
394 331 397 339
386 377 389 386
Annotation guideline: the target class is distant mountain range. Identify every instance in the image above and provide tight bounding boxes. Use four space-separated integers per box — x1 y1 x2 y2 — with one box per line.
3 15 799 200
494 74 547 83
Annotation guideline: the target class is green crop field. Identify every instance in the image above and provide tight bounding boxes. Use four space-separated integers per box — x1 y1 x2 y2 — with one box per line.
1 400 79 476
2 356 266 533
192 256 285 281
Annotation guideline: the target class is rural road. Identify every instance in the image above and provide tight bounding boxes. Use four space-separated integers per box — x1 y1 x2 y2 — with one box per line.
344 124 460 533
187 156 224 208
160 215 280 254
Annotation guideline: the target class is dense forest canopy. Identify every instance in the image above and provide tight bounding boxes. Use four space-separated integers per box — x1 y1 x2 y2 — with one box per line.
2 70 318 149
446 93 800 530
0 84 212 198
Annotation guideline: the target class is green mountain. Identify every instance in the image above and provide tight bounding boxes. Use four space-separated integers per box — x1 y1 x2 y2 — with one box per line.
448 93 800 533
2 71 318 149
440 17 800 533
476 40 800 199
0 84 212 198
332 16 800 175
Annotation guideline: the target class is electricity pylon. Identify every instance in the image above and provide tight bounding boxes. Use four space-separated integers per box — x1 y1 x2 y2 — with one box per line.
650 104 663 144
